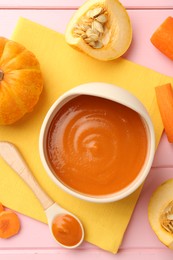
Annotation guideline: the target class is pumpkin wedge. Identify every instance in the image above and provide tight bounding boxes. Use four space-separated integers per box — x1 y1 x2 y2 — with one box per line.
65 0 132 61
148 179 173 249
0 37 43 125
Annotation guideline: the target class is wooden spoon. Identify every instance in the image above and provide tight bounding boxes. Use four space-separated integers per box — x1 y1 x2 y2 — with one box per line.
0 141 84 248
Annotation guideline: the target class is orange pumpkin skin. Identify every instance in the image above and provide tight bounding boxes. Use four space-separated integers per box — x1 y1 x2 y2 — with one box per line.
0 37 43 125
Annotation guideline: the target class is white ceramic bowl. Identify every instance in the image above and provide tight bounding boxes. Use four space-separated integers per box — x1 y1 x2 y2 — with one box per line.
39 82 155 203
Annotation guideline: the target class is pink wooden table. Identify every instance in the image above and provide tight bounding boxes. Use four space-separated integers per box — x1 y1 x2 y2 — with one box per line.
0 1 173 259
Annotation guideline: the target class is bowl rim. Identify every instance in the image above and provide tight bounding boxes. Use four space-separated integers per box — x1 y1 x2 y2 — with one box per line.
39 82 155 203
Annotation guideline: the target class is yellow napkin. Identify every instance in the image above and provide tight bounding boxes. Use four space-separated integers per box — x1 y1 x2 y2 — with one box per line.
0 17 173 253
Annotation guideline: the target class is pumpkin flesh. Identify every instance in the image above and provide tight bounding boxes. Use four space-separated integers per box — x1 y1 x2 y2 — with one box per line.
65 0 132 60
148 179 173 249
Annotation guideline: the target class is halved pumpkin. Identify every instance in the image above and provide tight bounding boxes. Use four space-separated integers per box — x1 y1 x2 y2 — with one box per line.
148 179 173 249
65 0 132 61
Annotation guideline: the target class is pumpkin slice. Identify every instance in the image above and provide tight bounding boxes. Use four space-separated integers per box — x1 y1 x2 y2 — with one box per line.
148 179 173 249
65 0 132 61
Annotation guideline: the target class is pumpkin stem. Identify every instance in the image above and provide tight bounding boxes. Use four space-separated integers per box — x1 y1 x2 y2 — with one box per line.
0 70 4 81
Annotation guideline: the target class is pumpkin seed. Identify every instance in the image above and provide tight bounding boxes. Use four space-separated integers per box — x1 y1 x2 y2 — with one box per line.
89 33 99 41
82 18 93 26
86 28 94 37
162 224 172 233
81 34 87 39
160 201 173 233
84 37 94 43
93 40 103 49
92 28 100 36
86 28 99 40
80 24 90 32
96 14 107 23
87 7 103 18
167 214 173 220
73 29 85 36
92 20 104 33
73 7 109 49
88 41 96 47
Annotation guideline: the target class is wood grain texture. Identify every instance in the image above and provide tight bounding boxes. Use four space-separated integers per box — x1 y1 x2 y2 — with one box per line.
0 2 173 259
0 249 173 260
0 0 172 9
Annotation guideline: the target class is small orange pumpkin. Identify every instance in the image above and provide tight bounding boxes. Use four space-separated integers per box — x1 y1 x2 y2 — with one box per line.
0 37 43 125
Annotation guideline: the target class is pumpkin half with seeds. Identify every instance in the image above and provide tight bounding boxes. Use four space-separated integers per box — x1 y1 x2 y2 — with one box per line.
148 179 173 249
0 37 43 125
65 0 132 61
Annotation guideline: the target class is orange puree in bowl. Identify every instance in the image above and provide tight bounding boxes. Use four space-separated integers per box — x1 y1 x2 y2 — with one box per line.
52 214 82 247
47 95 148 196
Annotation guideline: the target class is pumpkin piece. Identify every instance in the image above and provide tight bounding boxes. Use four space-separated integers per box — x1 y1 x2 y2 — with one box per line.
0 37 43 125
65 0 132 61
148 179 173 249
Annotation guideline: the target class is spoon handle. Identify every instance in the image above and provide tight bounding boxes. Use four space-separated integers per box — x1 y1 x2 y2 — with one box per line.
0 141 54 210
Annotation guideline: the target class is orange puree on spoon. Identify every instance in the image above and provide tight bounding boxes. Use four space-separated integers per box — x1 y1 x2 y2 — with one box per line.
52 214 83 247
47 95 148 196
